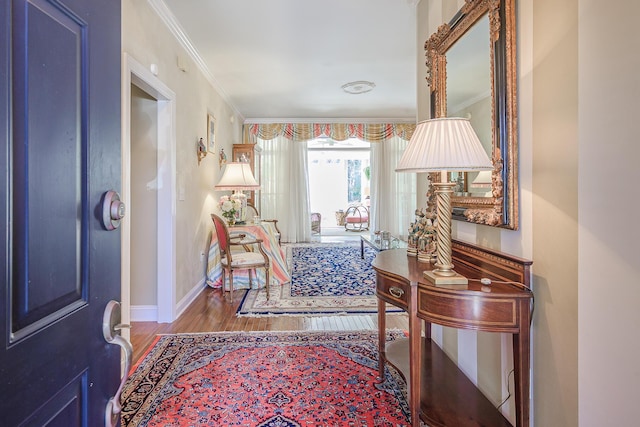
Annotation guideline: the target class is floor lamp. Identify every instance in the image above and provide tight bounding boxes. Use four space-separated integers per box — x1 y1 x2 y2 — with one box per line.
396 118 493 285
214 162 260 223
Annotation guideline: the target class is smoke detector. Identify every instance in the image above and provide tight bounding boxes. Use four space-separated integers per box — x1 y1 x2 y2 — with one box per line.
341 80 376 95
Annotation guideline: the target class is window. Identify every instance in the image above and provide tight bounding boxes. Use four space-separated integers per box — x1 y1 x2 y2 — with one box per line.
308 138 370 228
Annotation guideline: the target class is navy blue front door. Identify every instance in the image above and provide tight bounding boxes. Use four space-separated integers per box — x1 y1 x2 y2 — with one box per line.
0 0 122 425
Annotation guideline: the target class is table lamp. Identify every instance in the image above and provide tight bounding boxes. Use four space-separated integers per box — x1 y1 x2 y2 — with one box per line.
214 162 260 222
396 118 493 285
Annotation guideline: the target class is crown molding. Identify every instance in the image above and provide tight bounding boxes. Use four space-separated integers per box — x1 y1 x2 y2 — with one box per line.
147 0 245 122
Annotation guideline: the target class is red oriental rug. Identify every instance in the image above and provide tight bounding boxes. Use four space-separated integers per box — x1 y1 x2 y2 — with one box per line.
121 330 410 426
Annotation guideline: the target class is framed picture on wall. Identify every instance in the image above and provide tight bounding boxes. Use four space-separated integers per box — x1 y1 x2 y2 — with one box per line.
207 114 216 153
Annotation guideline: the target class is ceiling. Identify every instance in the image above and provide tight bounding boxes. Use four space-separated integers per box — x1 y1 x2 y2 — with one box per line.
154 0 419 122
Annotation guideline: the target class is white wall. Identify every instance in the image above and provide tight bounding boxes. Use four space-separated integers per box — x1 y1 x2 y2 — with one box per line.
122 0 243 305
578 0 640 425
531 0 579 423
130 84 158 305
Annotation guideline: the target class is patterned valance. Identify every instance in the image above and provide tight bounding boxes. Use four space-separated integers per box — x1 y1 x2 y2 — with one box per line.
243 123 416 144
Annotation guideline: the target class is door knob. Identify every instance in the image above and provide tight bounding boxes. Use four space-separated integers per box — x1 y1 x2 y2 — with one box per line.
102 190 125 230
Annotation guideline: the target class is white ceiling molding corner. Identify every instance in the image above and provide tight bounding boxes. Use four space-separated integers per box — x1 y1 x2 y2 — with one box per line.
146 0 245 122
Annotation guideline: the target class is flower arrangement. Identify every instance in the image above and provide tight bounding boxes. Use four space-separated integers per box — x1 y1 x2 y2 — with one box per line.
219 195 242 225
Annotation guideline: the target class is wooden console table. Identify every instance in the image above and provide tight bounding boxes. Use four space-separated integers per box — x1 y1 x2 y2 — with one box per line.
373 240 533 427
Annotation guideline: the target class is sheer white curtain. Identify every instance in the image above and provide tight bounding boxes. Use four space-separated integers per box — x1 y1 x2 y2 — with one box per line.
370 135 416 239
257 137 311 243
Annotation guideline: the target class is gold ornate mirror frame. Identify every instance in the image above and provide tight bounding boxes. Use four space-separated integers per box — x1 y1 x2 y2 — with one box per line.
425 0 518 229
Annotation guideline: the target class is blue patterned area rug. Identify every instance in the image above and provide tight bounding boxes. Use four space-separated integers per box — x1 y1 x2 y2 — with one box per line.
237 242 402 317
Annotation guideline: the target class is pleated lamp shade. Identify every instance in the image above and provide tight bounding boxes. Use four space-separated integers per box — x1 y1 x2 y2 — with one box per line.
214 162 260 191
396 118 493 173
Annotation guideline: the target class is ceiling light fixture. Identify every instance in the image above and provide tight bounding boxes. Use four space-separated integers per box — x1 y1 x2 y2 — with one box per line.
341 80 376 95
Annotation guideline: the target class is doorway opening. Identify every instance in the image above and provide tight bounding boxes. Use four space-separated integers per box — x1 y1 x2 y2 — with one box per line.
122 54 177 331
308 138 370 235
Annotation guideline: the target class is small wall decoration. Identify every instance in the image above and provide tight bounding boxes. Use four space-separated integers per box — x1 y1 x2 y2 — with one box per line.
197 137 207 165
219 148 227 168
207 113 216 153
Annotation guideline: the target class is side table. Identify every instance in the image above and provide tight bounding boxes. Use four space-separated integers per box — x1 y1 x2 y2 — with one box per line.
360 233 406 258
373 242 533 427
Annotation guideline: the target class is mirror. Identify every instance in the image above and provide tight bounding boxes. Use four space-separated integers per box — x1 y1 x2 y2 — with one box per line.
447 16 491 197
425 0 518 229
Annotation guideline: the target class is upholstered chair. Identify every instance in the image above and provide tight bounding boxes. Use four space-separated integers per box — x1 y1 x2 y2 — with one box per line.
211 214 270 301
344 204 369 231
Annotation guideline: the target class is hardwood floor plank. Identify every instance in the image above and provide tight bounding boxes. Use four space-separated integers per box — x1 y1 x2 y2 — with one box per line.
130 282 409 364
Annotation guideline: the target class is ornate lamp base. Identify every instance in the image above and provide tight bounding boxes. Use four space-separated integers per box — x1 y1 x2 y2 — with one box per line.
423 269 468 285
422 181 468 286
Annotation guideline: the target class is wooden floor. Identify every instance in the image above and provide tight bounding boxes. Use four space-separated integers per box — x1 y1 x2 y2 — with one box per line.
130 286 408 364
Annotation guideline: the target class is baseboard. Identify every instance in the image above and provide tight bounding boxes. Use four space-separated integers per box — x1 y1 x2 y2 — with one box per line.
131 279 208 322
130 305 158 322
176 278 208 319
